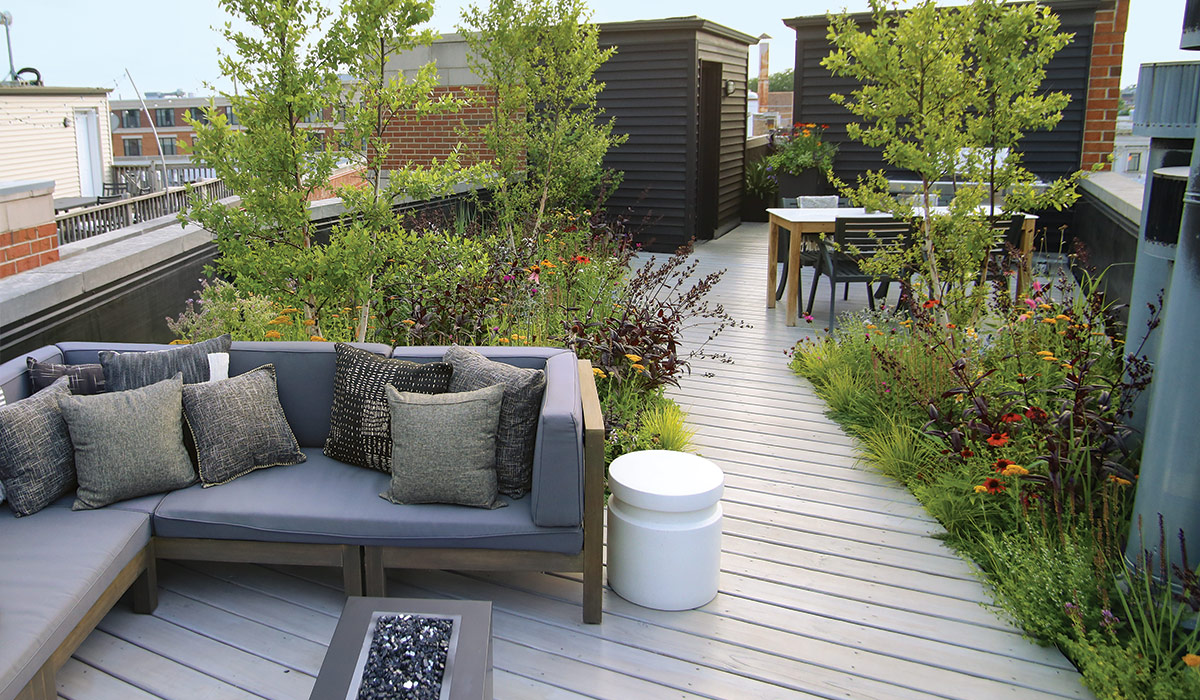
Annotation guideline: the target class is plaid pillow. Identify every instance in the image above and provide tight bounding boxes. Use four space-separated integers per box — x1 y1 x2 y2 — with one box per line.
27 358 107 395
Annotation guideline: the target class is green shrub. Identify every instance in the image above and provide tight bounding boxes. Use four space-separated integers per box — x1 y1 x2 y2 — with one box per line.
636 403 696 453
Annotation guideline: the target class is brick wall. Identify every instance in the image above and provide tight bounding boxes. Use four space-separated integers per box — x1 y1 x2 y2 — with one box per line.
308 165 368 201
377 86 501 168
0 182 58 278
0 223 59 278
1082 0 1130 171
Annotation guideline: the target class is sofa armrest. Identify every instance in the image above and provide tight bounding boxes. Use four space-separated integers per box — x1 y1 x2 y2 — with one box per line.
0 345 63 404
529 351 585 527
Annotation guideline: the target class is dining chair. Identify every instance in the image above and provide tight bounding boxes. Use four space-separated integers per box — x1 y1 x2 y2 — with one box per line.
807 216 913 331
981 214 1025 284
775 195 841 303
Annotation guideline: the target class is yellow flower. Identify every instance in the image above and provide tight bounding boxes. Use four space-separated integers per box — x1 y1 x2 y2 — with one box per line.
1055 314 1070 321
1109 475 1132 487
1182 653 1200 667
973 485 987 493
1061 363 1074 370
593 367 607 378
303 319 316 326
264 330 282 340
631 363 646 371
169 339 190 345
1002 465 1029 477
497 338 510 344
1042 318 1058 324
625 353 642 362
1041 355 1058 362
1038 303 1052 310
332 314 340 319
1036 350 1054 356
866 324 877 330
309 335 327 342
401 319 416 326
268 316 293 326
280 307 300 314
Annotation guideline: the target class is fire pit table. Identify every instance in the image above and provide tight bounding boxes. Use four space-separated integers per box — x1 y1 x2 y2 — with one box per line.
310 597 493 700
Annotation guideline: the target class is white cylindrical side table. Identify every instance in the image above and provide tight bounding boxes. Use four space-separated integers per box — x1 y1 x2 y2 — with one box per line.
606 450 724 610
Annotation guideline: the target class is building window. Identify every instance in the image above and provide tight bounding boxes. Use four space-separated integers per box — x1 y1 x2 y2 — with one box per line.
121 109 140 128
155 108 174 127
225 105 238 126
188 107 209 125
159 137 177 156
1127 151 1143 173
122 137 142 157
302 109 322 124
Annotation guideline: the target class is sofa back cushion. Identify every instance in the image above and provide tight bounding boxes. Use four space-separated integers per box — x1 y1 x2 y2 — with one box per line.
228 341 391 448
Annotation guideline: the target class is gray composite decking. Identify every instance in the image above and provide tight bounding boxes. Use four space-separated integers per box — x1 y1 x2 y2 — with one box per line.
56 221 1089 700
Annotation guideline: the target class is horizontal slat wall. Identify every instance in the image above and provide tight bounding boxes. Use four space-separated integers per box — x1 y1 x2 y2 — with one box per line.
788 1 1099 184
698 33 750 237
597 33 695 251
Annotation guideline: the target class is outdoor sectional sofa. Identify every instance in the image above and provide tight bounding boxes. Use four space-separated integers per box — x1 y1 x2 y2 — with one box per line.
0 341 604 700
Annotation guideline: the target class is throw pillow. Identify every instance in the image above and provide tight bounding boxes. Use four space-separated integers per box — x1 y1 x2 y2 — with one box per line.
183 364 305 486
99 334 232 391
443 345 546 498
206 352 230 383
0 376 75 516
59 374 197 510
27 358 107 395
324 343 453 472
382 383 505 509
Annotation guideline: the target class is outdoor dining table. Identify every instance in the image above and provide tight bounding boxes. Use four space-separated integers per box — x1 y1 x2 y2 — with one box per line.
765 207 1037 326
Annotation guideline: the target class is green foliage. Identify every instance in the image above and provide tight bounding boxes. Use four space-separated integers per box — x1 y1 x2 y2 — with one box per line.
822 0 1086 323
459 0 627 237
748 68 794 93
744 159 778 200
637 404 696 453
766 122 837 176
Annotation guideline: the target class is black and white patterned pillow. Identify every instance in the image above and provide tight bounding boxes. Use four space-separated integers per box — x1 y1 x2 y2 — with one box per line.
324 343 453 472
183 364 305 487
28 357 107 395
443 345 546 498
0 376 76 516
99 334 232 391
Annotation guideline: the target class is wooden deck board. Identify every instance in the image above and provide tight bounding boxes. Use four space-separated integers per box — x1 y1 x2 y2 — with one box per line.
57 222 1088 699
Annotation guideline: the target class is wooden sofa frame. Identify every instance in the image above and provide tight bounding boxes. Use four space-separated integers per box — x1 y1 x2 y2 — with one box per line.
15 360 604 699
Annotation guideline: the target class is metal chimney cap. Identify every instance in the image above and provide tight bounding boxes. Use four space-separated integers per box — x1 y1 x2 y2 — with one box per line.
757 33 771 41
0 11 13 26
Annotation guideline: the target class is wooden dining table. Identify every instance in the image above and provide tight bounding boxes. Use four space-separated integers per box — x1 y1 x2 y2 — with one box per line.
765 207 1037 326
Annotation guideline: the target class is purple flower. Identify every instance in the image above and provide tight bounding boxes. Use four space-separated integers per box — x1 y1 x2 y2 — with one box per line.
1100 609 1120 629
503 274 515 282
1063 602 1080 619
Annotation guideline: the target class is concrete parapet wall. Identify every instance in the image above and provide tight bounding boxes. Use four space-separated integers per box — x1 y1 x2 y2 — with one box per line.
0 181 59 278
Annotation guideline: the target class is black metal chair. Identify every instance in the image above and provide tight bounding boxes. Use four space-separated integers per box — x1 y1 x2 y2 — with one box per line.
775 195 840 303
981 214 1026 284
806 216 913 331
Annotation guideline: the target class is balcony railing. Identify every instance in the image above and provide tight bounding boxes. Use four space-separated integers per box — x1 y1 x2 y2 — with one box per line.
112 163 220 192
55 178 232 245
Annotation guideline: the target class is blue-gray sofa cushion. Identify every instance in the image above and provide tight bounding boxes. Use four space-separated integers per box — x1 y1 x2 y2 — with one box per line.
227 341 391 448
390 347 584 528
0 504 150 699
153 449 582 553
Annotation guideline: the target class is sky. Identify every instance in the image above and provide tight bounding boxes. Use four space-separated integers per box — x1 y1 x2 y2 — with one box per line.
0 0 1192 99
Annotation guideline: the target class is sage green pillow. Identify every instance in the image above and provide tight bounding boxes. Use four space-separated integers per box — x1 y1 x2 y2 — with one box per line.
58 374 197 510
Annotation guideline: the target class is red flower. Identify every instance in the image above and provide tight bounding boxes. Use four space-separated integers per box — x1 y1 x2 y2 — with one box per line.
993 458 1015 473
922 299 940 308
1000 413 1024 423
986 432 1010 447
983 477 1007 494
1024 406 1048 423
820 124 830 129
570 255 591 265
960 449 975 458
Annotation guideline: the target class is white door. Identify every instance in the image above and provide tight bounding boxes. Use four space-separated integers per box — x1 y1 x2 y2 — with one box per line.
74 109 102 197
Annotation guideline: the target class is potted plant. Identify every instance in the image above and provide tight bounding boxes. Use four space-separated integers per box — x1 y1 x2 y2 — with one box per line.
742 158 778 222
767 122 838 200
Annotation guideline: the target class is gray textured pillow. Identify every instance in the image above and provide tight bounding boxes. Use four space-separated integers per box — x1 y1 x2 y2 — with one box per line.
183 364 305 487
0 376 75 516
443 345 546 498
59 374 197 510
99 334 232 391
382 383 505 509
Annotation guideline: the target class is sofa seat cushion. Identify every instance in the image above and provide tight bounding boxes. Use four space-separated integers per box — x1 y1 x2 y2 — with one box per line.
0 506 151 699
153 449 582 553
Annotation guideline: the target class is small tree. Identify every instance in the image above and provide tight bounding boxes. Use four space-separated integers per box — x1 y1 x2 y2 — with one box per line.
823 0 1086 323
184 0 343 333
459 0 626 239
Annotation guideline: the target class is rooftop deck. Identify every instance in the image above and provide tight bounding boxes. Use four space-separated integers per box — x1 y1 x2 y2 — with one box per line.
56 222 1088 699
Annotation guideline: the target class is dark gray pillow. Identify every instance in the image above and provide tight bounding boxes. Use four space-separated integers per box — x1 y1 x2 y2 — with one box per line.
59 374 197 510
183 364 305 487
0 376 75 516
324 343 453 472
99 334 232 391
444 345 546 498
27 358 107 395
382 383 505 509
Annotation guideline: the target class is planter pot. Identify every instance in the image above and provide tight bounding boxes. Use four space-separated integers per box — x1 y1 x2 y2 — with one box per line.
778 170 833 200
742 192 773 222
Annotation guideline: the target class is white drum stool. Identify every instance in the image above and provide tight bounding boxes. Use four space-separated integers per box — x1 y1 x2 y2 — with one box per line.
606 450 724 610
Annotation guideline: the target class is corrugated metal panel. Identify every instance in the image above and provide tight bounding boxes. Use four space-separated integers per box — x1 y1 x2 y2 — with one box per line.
1133 62 1200 138
0 93 113 198
787 1 1097 183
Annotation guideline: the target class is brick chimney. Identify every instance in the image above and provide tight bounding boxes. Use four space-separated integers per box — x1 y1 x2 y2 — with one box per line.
1081 0 1131 171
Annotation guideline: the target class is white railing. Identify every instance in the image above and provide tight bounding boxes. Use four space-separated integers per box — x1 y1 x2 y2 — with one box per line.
56 178 232 245
111 163 219 193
